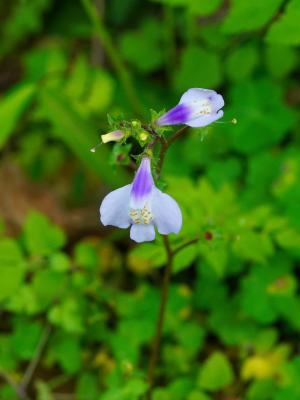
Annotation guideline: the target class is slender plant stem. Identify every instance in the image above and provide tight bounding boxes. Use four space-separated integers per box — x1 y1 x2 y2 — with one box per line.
145 125 193 398
146 236 173 399
156 126 189 177
0 370 31 400
173 236 200 255
90 0 105 66
80 0 143 117
0 324 51 400
21 324 52 391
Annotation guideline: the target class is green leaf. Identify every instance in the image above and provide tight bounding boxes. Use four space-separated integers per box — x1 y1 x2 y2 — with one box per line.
246 151 281 202
11 319 42 360
32 270 67 309
274 357 300 398
199 241 228 277
225 45 259 82
76 373 99 400
35 380 55 400
240 261 295 323
74 241 98 269
23 211 66 256
246 380 277 400
188 392 211 400
120 19 164 73
51 334 81 374
24 45 67 82
265 45 298 78
225 79 295 154
1 0 52 57
64 55 115 115
49 297 84 334
49 252 70 272
151 0 222 16
253 329 278 353
275 228 300 250
233 231 273 263
122 378 148 398
194 272 228 312
175 321 205 355
198 351 234 391
175 46 222 92
7 285 39 315
150 0 187 6
274 388 300 400
127 242 166 270
85 69 115 113
207 157 242 187
0 84 35 149
187 0 222 16
266 0 300 46
101 378 148 400
173 245 198 273
0 239 26 302
222 0 284 33
0 336 17 370
39 90 128 186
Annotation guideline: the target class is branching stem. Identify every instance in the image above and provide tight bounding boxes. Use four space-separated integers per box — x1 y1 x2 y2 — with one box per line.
21 324 52 391
173 236 200 255
144 124 194 398
0 370 31 400
0 323 51 400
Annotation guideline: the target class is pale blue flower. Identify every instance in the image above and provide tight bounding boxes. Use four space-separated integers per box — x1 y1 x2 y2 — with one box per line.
100 157 182 243
156 88 224 127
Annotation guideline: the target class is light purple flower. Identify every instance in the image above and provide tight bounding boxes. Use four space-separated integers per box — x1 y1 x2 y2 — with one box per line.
101 130 124 144
156 88 224 127
100 157 182 243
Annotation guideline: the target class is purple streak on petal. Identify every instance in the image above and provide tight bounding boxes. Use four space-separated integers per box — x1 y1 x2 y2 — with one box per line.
100 184 131 228
186 110 224 128
151 187 182 235
131 157 154 202
156 103 192 126
130 224 155 243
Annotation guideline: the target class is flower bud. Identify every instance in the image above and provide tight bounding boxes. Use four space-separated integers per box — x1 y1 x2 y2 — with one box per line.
131 120 140 128
101 130 124 144
139 131 149 142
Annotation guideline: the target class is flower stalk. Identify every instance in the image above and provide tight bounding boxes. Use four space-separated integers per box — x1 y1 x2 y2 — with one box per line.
98 87 225 397
146 236 173 399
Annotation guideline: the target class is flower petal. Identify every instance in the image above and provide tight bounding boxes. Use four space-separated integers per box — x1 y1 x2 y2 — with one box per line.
186 110 224 128
156 103 191 126
131 157 154 206
152 188 182 235
210 92 225 112
101 130 124 144
179 88 218 104
100 184 131 228
130 224 155 243
180 88 224 114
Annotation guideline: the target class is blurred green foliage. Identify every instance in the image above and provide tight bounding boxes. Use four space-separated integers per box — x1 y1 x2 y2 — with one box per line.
1 0 300 399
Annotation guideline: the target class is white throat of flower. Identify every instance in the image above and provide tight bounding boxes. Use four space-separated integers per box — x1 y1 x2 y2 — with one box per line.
129 204 153 225
191 99 213 117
